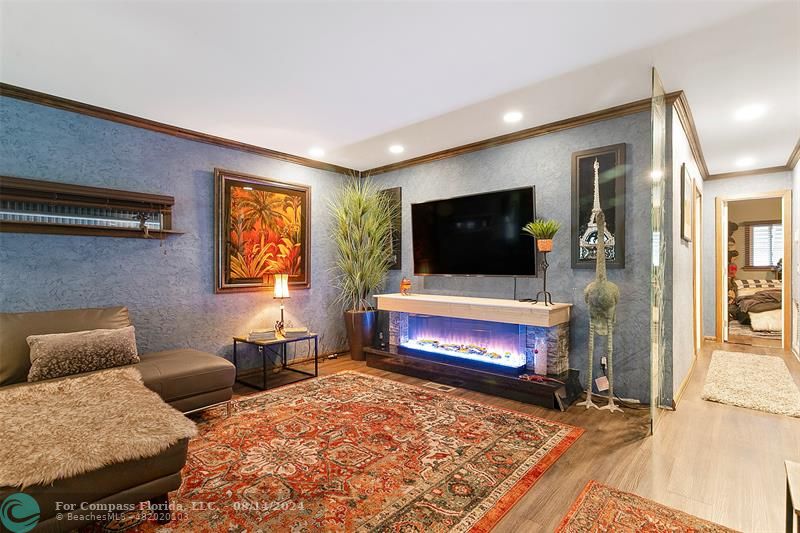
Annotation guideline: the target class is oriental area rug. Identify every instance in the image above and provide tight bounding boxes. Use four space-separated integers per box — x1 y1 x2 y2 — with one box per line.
556 480 738 533
102 370 582 532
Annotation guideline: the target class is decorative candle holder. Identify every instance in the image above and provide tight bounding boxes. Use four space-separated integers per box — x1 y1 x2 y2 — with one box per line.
400 277 412 295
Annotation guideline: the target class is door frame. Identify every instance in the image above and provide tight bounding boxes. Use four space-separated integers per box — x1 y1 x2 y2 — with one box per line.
715 189 793 350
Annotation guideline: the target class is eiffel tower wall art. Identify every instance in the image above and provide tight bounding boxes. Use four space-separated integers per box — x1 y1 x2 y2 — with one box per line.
570 143 626 269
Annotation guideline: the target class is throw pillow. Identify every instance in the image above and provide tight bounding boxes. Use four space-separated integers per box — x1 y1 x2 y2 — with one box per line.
27 326 139 382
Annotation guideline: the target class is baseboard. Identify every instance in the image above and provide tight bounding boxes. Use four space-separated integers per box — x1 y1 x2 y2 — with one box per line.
672 354 698 409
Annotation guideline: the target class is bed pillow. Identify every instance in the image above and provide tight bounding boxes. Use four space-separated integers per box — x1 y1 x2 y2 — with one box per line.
27 326 139 382
749 309 782 332
734 278 781 289
734 279 781 298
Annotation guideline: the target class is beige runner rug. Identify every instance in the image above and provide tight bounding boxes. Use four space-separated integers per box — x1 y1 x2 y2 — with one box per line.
701 350 800 417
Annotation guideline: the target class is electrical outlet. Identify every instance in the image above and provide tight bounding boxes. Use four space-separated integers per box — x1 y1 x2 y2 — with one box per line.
601 356 607 367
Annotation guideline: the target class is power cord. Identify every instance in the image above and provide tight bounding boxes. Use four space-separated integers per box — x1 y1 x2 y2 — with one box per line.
598 358 649 410
515 275 534 302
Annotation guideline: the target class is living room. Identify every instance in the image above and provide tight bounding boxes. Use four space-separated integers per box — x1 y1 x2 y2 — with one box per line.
1 1 799 532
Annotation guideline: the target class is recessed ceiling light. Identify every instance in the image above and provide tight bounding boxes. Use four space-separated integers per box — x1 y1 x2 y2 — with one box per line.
308 147 325 158
503 111 523 123
389 145 405 154
734 103 767 121
735 156 756 168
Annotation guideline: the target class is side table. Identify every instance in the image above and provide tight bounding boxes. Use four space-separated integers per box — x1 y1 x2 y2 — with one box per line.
233 333 318 391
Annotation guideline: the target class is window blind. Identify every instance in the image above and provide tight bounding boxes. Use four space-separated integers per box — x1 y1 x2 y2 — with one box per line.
745 221 782 268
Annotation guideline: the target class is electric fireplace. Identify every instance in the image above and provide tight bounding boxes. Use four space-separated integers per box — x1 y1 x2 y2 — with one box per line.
401 315 526 370
366 293 579 410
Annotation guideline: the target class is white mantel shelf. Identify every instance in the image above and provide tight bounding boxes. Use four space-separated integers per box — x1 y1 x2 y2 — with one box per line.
375 293 571 328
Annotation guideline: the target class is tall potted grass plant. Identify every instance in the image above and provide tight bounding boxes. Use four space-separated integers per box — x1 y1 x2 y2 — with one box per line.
330 177 398 361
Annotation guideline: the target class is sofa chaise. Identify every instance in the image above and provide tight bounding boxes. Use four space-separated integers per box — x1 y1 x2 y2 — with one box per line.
0 306 236 531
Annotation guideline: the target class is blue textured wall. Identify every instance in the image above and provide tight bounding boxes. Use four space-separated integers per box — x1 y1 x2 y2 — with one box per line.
0 96 654 400
377 112 653 402
0 97 348 362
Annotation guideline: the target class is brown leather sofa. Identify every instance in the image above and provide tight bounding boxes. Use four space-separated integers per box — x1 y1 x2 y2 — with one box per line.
0 306 235 412
0 306 236 531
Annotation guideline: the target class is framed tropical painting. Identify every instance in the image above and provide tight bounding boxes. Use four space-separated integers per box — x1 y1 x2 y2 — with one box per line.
214 168 310 293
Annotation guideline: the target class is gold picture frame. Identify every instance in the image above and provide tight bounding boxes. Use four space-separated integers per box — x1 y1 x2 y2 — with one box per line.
681 163 693 242
214 168 310 293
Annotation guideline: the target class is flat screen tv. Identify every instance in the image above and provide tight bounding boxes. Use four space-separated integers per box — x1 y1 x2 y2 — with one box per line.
411 187 536 276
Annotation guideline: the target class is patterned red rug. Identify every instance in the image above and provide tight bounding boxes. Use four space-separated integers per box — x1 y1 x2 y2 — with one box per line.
556 480 738 532
102 371 582 532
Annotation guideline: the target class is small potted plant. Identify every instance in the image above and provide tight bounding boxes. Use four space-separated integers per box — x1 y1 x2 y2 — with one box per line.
522 218 561 252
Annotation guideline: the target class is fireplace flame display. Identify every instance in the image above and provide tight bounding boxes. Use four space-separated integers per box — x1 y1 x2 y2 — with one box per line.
401 315 526 369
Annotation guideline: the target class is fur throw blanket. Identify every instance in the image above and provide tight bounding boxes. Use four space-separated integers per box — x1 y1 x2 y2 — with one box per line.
0 367 196 488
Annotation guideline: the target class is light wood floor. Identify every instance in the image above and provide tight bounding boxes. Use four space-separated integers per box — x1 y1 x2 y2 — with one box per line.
728 332 783 349
234 342 800 532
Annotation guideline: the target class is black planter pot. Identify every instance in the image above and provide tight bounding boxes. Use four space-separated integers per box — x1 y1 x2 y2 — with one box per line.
344 309 377 361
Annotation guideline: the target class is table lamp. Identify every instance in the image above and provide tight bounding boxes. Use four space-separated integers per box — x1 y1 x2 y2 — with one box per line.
273 273 290 336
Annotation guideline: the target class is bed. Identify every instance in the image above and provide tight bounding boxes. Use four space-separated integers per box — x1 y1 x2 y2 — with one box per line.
731 279 782 332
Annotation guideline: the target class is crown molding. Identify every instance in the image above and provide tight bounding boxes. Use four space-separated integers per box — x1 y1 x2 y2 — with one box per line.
787 136 800 170
12 82 794 179
671 91 709 180
365 92 683 176
706 165 789 181
0 83 357 175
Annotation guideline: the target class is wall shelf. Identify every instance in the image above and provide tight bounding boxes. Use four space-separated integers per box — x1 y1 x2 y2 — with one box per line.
0 175 183 239
0 220 184 239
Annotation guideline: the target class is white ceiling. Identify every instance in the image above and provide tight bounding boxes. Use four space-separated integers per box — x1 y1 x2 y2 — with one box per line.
1 1 798 174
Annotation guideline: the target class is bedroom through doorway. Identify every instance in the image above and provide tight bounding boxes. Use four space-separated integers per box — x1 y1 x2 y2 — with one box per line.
716 190 792 349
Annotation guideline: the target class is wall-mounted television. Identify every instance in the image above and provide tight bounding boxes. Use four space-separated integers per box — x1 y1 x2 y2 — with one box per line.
411 186 536 276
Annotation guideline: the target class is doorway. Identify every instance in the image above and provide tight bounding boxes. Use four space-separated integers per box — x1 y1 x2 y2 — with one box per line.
715 190 792 350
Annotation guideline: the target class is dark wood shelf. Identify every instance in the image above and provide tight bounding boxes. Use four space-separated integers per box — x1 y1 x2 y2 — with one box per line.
0 175 182 239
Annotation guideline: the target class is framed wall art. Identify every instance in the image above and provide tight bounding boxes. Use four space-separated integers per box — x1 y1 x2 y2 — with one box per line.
381 187 402 270
680 163 693 242
214 168 310 293
571 143 626 269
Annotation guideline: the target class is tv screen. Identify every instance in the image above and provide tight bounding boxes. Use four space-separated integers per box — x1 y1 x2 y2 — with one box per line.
411 187 536 276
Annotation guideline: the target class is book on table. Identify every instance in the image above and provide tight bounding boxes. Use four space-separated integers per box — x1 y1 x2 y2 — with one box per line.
284 327 309 338
247 329 277 342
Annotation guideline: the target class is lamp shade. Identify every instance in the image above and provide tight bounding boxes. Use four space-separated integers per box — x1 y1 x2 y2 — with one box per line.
273 273 290 299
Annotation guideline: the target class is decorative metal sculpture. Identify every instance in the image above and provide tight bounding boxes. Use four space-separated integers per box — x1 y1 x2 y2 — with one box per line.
579 159 616 260
134 212 151 238
576 209 621 412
